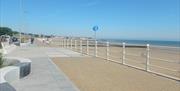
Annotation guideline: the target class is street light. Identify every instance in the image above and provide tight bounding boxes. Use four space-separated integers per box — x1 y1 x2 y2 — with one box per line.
20 0 26 45
19 0 23 44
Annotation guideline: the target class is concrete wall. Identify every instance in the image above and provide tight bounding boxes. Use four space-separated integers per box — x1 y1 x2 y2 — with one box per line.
0 66 20 84
0 57 32 91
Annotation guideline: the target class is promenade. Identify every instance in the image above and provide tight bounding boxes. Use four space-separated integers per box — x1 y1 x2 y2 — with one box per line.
6 43 81 91
5 39 180 91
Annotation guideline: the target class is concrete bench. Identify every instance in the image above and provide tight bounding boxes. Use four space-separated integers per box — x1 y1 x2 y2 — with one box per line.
0 66 19 91
0 57 31 91
7 57 31 78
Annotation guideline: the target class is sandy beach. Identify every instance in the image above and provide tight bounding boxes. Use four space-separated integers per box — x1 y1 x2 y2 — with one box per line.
52 57 180 91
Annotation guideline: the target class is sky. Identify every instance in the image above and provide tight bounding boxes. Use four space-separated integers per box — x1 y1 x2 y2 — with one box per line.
0 0 180 41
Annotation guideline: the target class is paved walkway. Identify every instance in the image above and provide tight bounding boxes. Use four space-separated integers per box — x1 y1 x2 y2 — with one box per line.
6 44 83 91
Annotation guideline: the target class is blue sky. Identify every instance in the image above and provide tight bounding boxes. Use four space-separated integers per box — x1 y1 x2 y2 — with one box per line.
0 0 180 41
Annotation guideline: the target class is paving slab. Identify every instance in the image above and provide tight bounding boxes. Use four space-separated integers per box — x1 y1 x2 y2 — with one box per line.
6 45 80 91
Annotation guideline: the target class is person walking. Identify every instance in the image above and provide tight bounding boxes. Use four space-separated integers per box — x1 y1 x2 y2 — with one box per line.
31 37 34 44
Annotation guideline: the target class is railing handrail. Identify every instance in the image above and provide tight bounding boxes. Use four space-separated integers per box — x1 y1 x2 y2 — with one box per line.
50 38 180 81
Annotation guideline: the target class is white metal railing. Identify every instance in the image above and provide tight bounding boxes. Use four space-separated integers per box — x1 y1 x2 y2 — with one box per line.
51 38 180 81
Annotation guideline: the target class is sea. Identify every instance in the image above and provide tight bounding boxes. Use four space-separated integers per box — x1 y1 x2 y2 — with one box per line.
99 39 180 47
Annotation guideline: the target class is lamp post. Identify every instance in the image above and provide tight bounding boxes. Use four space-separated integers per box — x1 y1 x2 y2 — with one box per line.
19 0 23 44
20 0 27 45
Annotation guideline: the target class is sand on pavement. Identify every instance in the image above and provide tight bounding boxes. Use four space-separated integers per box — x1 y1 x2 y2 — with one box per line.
52 57 180 91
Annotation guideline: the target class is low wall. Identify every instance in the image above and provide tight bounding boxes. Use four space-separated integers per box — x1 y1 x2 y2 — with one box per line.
0 57 32 91
6 57 31 78
0 66 19 91
0 66 20 84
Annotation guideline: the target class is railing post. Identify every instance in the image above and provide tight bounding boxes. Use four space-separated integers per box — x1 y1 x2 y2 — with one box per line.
106 42 109 60
62 39 64 48
59 39 62 47
67 39 69 48
95 41 97 57
65 39 66 48
61 39 62 47
64 39 65 48
75 40 77 50
86 40 89 55
68 39 70 48
74 40 75 50
71 39 72 49
80 40 82 54
60 39 62 47
65 39 67 48
146 44 150 71
122 42 126 64
64 39 66 48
